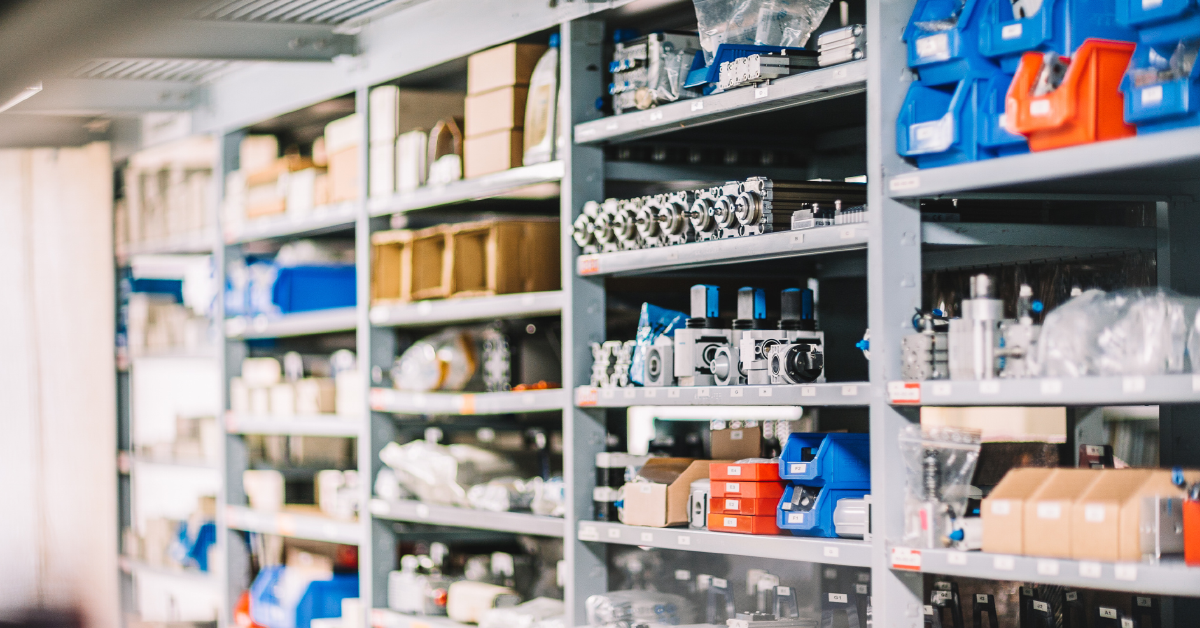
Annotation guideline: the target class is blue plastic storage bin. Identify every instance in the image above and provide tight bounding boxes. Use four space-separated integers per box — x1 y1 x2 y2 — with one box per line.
272 265 356 314
250 566 359 628
976 72 1031 155
1121 42 1200 132
776 485 870 537
979 0 1136 72
778 433 870 488
905 0 996 85
1117 0 1200 44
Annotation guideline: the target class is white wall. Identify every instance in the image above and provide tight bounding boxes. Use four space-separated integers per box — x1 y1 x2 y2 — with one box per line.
0 142 118 628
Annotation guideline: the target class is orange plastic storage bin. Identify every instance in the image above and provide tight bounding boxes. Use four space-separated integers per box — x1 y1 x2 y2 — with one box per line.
1005 39 1136 151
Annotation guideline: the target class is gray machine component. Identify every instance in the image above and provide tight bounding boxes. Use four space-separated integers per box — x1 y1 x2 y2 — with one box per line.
1140 495 1185 560
595 199 620 253
998 285 1040 378
741 288 823 385
818 24 866 67
717 287 772 386
901 313 949 380
718 50 819 90
643 336 675 387
948 274 1004 380
573 200 601 254
833 496 871 539
688 478 710 530
714 181 743 239
589 340 622 387
610 32 703 115
689 186 723 242
481 327 512 392
657 190 696 245
611 198 644 251
739 178 867 236
674 284 732 386
634 195 666 248
767 341 825 384
612 340 635 387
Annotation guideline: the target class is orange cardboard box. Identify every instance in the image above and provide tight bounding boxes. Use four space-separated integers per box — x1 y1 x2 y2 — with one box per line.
710 462 780 482
711 479 785 499
708 513 781 535
711 496 779 516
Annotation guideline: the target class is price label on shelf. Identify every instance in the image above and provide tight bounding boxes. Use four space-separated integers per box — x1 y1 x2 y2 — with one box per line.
579 526 599 541
1036 560 1059 576
576 387 598 406
578 256 600 275
888 381 921 404
891 547 921 570
992 555 1014 571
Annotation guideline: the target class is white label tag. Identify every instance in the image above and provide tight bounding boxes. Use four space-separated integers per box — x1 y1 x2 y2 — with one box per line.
993 555 1015 571
857 584 869 594
1143 0 1163 9
1037 502 1062 519
668 388 680 398
790 462 808 475
1080 562 1102 578
640 532 653 542
829 593 849 604
675 569 690 580
691 101 704 111
1099 608 1118 619
727 466 742 476
1122 619 1135 628
1193 374 1200 391
888 381 922 403
1030 99 1052 116
754 87 769 99
1002 23 1024 39
759 387 773 397
990 499 1011 515
677 535 691 545
1115 564 1138 581
1037 560 1059 576
639 484 653 494
1033 601 1050 613
916 33 949 59
924 605 935 616
608 527 621 538
579 526 599 541
1041 379 1062 394
1066 592 1078 602
1085 504 1106 523
787 512 807 524
1123 376 1146 393
947 552 968 565
726 483 740 493
730 430 743 441
977 594 989 603
730 388 742 397
842 385 858 396
1086 445 1104 455
801 386 816 397
979 380 1001 394
724 517 738 527
725 499 740 510
696 388 710 397
778 586 791 595
644 389 657 398
649 110 664 121
824 546 840 558
623 389 636 399
1142 84 1164 106
933 382 952 396
889 174 921 192
1137 597 1152 607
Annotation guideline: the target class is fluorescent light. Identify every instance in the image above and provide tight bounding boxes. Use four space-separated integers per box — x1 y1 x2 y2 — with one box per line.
0 82 42 113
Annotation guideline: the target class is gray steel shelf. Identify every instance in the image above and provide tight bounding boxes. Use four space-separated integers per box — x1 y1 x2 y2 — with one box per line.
575 61 866 144
369 498 565 537
369 291 564 327
886 375 1200 407
225 307 357 339
577 226 869 277
131 455 216 470
224 505 361 545
885 126 1200 198
225 201 357 244
120 229 216 257
118 556 216 585
224 412 362 437
895 546 1200 597
579 521 871 567
367 161 562 216
576 383 871 407
372 608 471 628
370 387 567 415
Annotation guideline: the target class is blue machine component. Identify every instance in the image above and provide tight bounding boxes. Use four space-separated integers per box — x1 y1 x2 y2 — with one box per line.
776 484 871 537
684 43 810 92
250 566 359 628
979 0 1137 72
693 284 721 318
272 265 356 314
778 433 871 487
1121 42 1200 132
905 0 995 85
752 288 767 320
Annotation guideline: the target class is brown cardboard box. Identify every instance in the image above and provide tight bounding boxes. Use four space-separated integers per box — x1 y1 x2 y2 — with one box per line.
370 86 467 144
1118 468 1200 561
1071 469 1153 561
464 129 523 178
981 467 1055 555
711 425 764 460
1024 468 1103 558
467 43 547 95
464 86 529 137
620 458 728 527
371 229 414 303
328 146 358 203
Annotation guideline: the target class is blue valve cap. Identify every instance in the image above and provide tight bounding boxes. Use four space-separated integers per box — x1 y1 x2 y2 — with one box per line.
855 339 870 351
1031 301 1044 313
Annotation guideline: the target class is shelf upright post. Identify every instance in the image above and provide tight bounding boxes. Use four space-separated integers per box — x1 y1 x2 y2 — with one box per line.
867 0 926 623
216 128 250 628
561 16 609 626
356 84 398 626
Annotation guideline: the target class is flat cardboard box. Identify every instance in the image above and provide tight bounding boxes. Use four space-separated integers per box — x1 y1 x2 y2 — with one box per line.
1024 468 1104 558
1071 469 1153 561
708 513 781 535
712 425 764 460
620 458 726 527
464 86 528 137
1118 468 1200 561
711 461 780 481
467 43 547 95
711 496 779 516
464 129 523 178
711 480 785 499
328 146 359 203
981 467 1055 555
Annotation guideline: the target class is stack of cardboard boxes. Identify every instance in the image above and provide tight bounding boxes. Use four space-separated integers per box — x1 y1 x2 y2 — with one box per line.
368 86 466 197
982 467 1200 562
464 43 547 178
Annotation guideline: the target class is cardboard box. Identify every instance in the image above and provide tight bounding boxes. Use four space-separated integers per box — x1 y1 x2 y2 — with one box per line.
711 496 779 516
1024 469 1103 558
371 229 414 303
981 467 1055 555
711 480 785 499
295 378 336 415
369 143 395 198
328 146 358 203
712 425 764 460
708 513 781 535
620 458 725 527
464 86 528 137
370 86 467 143
1071 469 1153 561
464 129 523 178
711 461 779 482
467 43 547 95
325 114 361 153
240 135 279 173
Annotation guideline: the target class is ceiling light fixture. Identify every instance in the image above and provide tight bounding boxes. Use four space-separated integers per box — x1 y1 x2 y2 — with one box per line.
0 82 43 113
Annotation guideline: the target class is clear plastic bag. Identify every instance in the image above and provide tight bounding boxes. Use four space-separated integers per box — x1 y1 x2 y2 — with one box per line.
532 476 566 517
629 303 687 386
1036 288 1200 377
1190 308 1200 373
391 328 478 392
693 0 833 63
379 440 517 507
584 590 697 627
467 477 538 512
900 425 981 548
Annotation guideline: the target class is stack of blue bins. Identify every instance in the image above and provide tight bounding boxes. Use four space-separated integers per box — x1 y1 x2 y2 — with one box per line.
775 433 870 537
898 0 1135 166
250 566 359 628
1117 0 1200 131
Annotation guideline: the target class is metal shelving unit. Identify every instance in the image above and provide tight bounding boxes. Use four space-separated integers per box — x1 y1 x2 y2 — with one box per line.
224 306 357 339
224 201 358 244
224 413 363 437
887 375 1200 407
370 388 568 415
368 291 564 327
367 161 563 216
369 499 566 537
224 505 362 545
575 383 871 407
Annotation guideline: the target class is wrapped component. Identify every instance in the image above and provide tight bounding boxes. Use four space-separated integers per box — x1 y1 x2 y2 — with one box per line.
1035 287 1200 378
467 477 538 512
693 0 834 64
630 302 688 387
900 426 981 549
532 476 566 517
379 440 518 508
584 590 696 627
610 32 702 114
481 327 512 392
392 328 478 392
